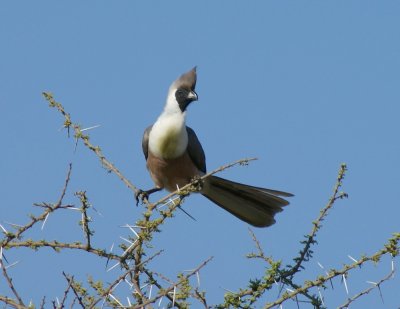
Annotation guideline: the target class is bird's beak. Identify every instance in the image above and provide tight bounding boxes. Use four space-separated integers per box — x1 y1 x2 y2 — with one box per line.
188 91 198 101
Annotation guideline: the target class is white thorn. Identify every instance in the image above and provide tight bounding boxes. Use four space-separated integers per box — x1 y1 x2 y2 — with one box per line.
158 296 163 307
317 261 330 276
66 207 81 211
0 224 8 234
171 196 181 206
4 221 24 228
120 236 133 245
106 262 120 272
121 239 138 257
286 288 294 293
108 293 123 307
124 279 133 289
196 271 201 286
160 196 180 209
149 284 153 299
5 261 19 269
41 213 50 230
109 243 114 252
318 287 325 306
132 225 146 229
56 297 60 306
366 281 377 285
172 286 176 306
81 124 101 132
140 283 149 290
220 287 235 293
123 224 140 238
342 274 349 295
348 255 358 263
127 297 131 306
157 202 167 210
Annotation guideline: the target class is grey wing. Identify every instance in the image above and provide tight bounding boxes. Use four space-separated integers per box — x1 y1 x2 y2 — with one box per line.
142 125 153 160
186 126 206 173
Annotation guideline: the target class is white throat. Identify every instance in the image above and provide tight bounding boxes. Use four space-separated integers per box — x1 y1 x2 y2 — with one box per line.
148 88 188 159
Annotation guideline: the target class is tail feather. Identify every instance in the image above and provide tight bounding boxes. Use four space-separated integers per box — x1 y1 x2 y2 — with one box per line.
201 176 293 227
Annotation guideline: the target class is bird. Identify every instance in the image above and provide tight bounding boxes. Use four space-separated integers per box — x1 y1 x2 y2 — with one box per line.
140 67 293 227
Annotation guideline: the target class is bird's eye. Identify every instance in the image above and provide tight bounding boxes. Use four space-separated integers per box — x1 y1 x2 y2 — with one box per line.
176 89 187 100
176 89 185 96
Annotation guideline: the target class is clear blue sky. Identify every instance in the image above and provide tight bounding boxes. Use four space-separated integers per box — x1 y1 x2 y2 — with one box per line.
1 1 399 308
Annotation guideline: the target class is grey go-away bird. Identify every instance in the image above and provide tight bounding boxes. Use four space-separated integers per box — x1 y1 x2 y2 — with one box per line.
140 67 293 227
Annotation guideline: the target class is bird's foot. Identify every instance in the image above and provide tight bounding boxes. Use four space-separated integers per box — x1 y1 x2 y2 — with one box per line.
135 187 162 206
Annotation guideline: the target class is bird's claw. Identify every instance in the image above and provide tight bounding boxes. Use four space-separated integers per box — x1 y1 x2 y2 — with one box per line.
135 189 149 206
135 187 162 206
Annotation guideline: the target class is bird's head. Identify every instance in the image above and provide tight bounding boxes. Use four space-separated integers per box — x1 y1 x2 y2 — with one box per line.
166 67 198 112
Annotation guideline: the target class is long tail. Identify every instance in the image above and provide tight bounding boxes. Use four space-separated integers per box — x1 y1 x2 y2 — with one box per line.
201 176 293 227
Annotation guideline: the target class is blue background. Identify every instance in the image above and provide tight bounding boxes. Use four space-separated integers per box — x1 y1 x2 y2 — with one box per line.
1 1 399 308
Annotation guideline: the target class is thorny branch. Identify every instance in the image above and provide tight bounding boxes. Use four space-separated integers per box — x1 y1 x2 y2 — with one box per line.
75 191 93 249
0 295 24 309
264 234 399 308
338 259 396 308
88 250 164 308
1 95 255 308
42 92 140 197
233 165 349 305
130 256 213 309
0 254 25 307
221 165 399 309
58 272 74 309
285 163 348 278
0 163 73 249
62 272 87 308
0 94 398 308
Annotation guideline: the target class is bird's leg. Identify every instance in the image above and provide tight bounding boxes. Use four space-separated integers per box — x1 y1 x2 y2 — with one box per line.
135 187 162 205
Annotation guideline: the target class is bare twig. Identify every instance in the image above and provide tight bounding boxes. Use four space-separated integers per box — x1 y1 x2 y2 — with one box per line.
0 295 26 309
58 272 74 309
39 296 46 309
0 256 25 307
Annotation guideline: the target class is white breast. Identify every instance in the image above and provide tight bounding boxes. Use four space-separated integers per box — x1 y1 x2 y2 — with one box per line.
148 112 188 159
